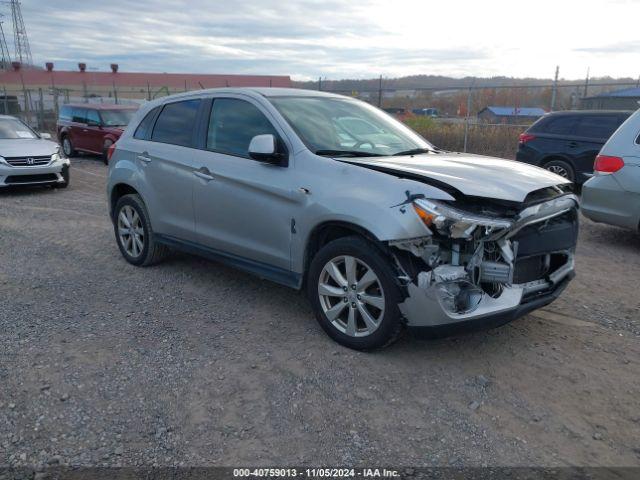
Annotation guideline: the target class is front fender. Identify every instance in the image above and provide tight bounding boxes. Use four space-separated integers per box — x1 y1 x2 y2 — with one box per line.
290 156 454 273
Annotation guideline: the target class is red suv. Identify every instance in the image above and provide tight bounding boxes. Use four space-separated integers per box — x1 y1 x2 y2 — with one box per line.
57 104 138 164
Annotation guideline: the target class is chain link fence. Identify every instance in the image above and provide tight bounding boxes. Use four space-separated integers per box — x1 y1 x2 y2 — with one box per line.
0 83 196 134
2 79 638 159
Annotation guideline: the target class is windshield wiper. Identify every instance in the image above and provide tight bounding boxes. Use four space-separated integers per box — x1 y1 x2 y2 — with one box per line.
314 149 384 158
392 148 433 156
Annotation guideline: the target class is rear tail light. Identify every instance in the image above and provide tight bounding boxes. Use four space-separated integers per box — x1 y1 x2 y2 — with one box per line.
107 142 117 162
518 133 536 144
594 154 624 174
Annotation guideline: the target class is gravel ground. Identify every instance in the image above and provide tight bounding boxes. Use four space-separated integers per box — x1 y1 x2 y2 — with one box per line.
1 157 639 468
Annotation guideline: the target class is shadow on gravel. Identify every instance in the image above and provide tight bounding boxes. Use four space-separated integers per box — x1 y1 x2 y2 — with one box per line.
0 185 60 196
582 221 640 252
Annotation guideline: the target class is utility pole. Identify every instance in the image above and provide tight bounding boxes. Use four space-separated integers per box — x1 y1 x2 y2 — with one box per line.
377 75 382 108
463 80 475 153
550 65 559 111
583 67 590 98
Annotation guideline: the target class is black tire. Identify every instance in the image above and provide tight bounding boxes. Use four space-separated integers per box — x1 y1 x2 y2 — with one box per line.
307 236 405 350
543 159 575 182
113 194 169 267
61 135 76 157
102 140 113 165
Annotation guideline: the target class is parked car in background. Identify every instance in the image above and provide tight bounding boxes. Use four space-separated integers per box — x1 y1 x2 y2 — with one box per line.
0 115 70 188
582 109 640 231
107 88 578 350
412 108 439 118
515 110 631 184
57 104 138 164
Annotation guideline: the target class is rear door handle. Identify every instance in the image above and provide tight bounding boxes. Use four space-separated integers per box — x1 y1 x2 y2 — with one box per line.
137 152 152 163
567 141 579 148
193 166 215 181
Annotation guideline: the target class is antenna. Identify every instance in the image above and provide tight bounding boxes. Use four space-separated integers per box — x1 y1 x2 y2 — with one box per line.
9 0 31 65
0 14 11 69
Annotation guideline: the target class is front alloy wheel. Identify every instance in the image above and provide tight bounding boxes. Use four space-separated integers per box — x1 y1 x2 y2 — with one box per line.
318 255 385 337
307 236 404 350
113 194 169 266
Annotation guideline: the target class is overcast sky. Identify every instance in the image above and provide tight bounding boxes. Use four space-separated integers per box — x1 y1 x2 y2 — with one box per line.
15 0 640 80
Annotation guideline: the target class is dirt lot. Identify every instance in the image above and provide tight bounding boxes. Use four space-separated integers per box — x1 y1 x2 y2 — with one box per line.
1 157 639 468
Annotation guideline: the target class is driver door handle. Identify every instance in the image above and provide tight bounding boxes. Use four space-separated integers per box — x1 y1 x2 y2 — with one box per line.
194 166 215 181
137 152 152 163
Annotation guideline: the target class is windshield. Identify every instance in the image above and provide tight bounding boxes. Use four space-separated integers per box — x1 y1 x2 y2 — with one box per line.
0 117 38 139
100 109 136 127
269 96 433 157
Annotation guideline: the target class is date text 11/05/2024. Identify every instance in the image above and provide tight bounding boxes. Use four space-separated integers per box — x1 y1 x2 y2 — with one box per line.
233 468 400 478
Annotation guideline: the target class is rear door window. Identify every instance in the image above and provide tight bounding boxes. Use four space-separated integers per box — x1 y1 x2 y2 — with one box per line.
151 99 201 147
574 115 623 139
86 109 101 125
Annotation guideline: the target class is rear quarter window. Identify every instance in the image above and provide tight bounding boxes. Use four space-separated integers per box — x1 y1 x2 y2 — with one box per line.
59 105 72 122
133 107 160 140
534 115 578 135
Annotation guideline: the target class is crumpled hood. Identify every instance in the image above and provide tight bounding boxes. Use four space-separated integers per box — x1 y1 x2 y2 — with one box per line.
342 152 571 202
0 138 59 158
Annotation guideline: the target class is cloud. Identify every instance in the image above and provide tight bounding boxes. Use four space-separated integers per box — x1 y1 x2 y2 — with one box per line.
574 41 640 54
9 0 640 79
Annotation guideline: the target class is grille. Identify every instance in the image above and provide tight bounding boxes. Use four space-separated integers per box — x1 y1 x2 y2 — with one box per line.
5 173 58 184
513 253 569 284
4 155 52 167
513 210 578 257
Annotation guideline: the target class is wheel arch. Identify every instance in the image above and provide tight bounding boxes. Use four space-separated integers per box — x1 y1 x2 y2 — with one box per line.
302 220 387 287
110 183 140 220
541 154 575 168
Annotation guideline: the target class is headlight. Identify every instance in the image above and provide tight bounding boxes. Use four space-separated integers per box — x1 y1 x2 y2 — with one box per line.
412 199 513 239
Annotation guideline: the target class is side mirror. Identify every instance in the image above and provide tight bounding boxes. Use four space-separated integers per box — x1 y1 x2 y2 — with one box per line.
248 134 286 165
39 132 52 139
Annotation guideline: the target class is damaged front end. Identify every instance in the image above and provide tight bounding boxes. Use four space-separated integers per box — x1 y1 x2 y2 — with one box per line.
389 193 579 328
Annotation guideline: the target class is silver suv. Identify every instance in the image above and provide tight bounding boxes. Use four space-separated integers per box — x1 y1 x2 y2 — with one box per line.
107 88 578 350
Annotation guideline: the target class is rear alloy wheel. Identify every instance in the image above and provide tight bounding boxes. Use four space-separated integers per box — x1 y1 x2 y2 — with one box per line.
544 159 575 182
118 205 145 259
308 236 404 350
113 194 169 266
62 136 76 157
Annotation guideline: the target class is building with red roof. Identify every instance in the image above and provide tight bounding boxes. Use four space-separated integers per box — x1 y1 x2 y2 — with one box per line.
0 62 292 101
